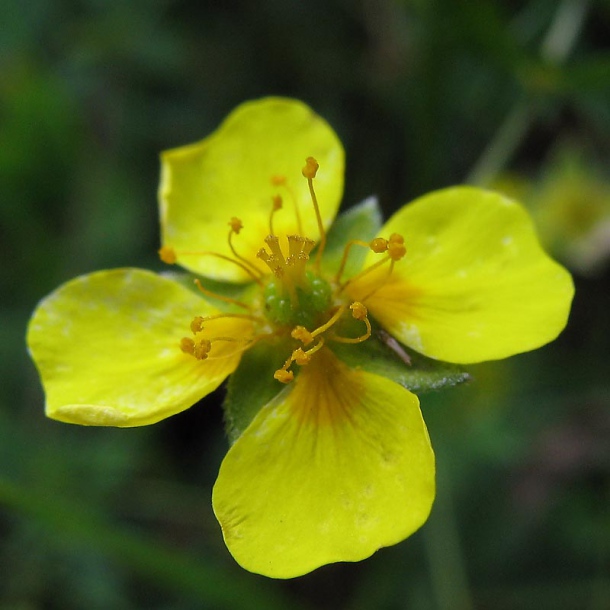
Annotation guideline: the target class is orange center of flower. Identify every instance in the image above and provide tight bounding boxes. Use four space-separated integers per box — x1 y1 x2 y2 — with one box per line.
160 157 407 384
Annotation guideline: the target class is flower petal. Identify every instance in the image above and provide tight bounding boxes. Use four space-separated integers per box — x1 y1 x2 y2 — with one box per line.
160 97 345 282
27 269 255 426
212 348 435 578
347 187 574 363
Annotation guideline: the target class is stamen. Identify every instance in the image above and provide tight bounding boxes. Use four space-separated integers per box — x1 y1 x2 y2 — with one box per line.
274 368 294 384
174 250 264 286
227 218 265 280
194 279 252 310
302 157 326 271
269 195 282 236
339 256 390 291
180 337 195 354
338 233 407 293
291 325 314 346
159 246 177 264
388 233 407 260
334 238 389 284
189 313 263 334
273 337 326 383
291 305 346 347
330 302 372 344
270 175 303 235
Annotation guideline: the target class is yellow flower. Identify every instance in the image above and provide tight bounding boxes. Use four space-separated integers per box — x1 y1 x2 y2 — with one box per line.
27 97 574 578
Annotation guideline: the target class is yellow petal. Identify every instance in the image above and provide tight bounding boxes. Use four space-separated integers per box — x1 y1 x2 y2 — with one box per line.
27 269 254 426
347 187 574 363
212 348 435 578
160 97 345 282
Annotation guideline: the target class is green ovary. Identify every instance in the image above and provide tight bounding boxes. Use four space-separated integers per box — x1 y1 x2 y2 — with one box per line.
264 272 332 329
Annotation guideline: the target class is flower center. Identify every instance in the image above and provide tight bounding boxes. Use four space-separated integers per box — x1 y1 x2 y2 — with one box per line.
160 156 407 384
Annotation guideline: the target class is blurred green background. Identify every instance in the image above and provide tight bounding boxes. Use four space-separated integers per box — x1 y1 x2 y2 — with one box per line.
1 0 609 608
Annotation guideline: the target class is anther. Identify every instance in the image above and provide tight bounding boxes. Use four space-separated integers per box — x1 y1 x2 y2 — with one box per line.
292 347 310 366
330 302 372 344
159 246 177 264
388 233 406 260
291 325 314 346
301 156 326 270
271 175 286 186
228 217 243 234
190 316 205 333
350 301 368 320
180 337 195 355
370 237 389 253
302 157 319 179
192 338 212 360
274 368 294 384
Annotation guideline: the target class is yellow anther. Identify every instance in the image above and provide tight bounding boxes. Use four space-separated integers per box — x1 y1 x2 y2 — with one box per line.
387 233 406 261
302 156 319 179
180 337 195 355
271 175 286 186
190 316 205 333
370 237 389 253
292 325 314 346
158 246 177 264
350 301 368 320
192 338 212 360
331 303 372 345
274 368 294 384
292 347 311 366
229 217 243 234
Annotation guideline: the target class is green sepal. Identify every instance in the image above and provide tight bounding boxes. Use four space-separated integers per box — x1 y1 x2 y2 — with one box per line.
331 327 471 394
321 196 383 279
223 337 291 444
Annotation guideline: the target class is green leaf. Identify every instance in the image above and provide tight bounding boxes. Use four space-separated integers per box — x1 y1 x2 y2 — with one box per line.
332 328 470 394
223 337 291 444
321 196 383 279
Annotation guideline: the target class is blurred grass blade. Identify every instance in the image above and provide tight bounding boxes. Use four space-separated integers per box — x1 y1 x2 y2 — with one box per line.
0 477 302 610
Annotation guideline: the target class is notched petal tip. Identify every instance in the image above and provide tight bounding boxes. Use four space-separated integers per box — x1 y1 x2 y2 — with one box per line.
28 268 252 428
213 349 435 578
158 97 345 282
353 186 575 363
